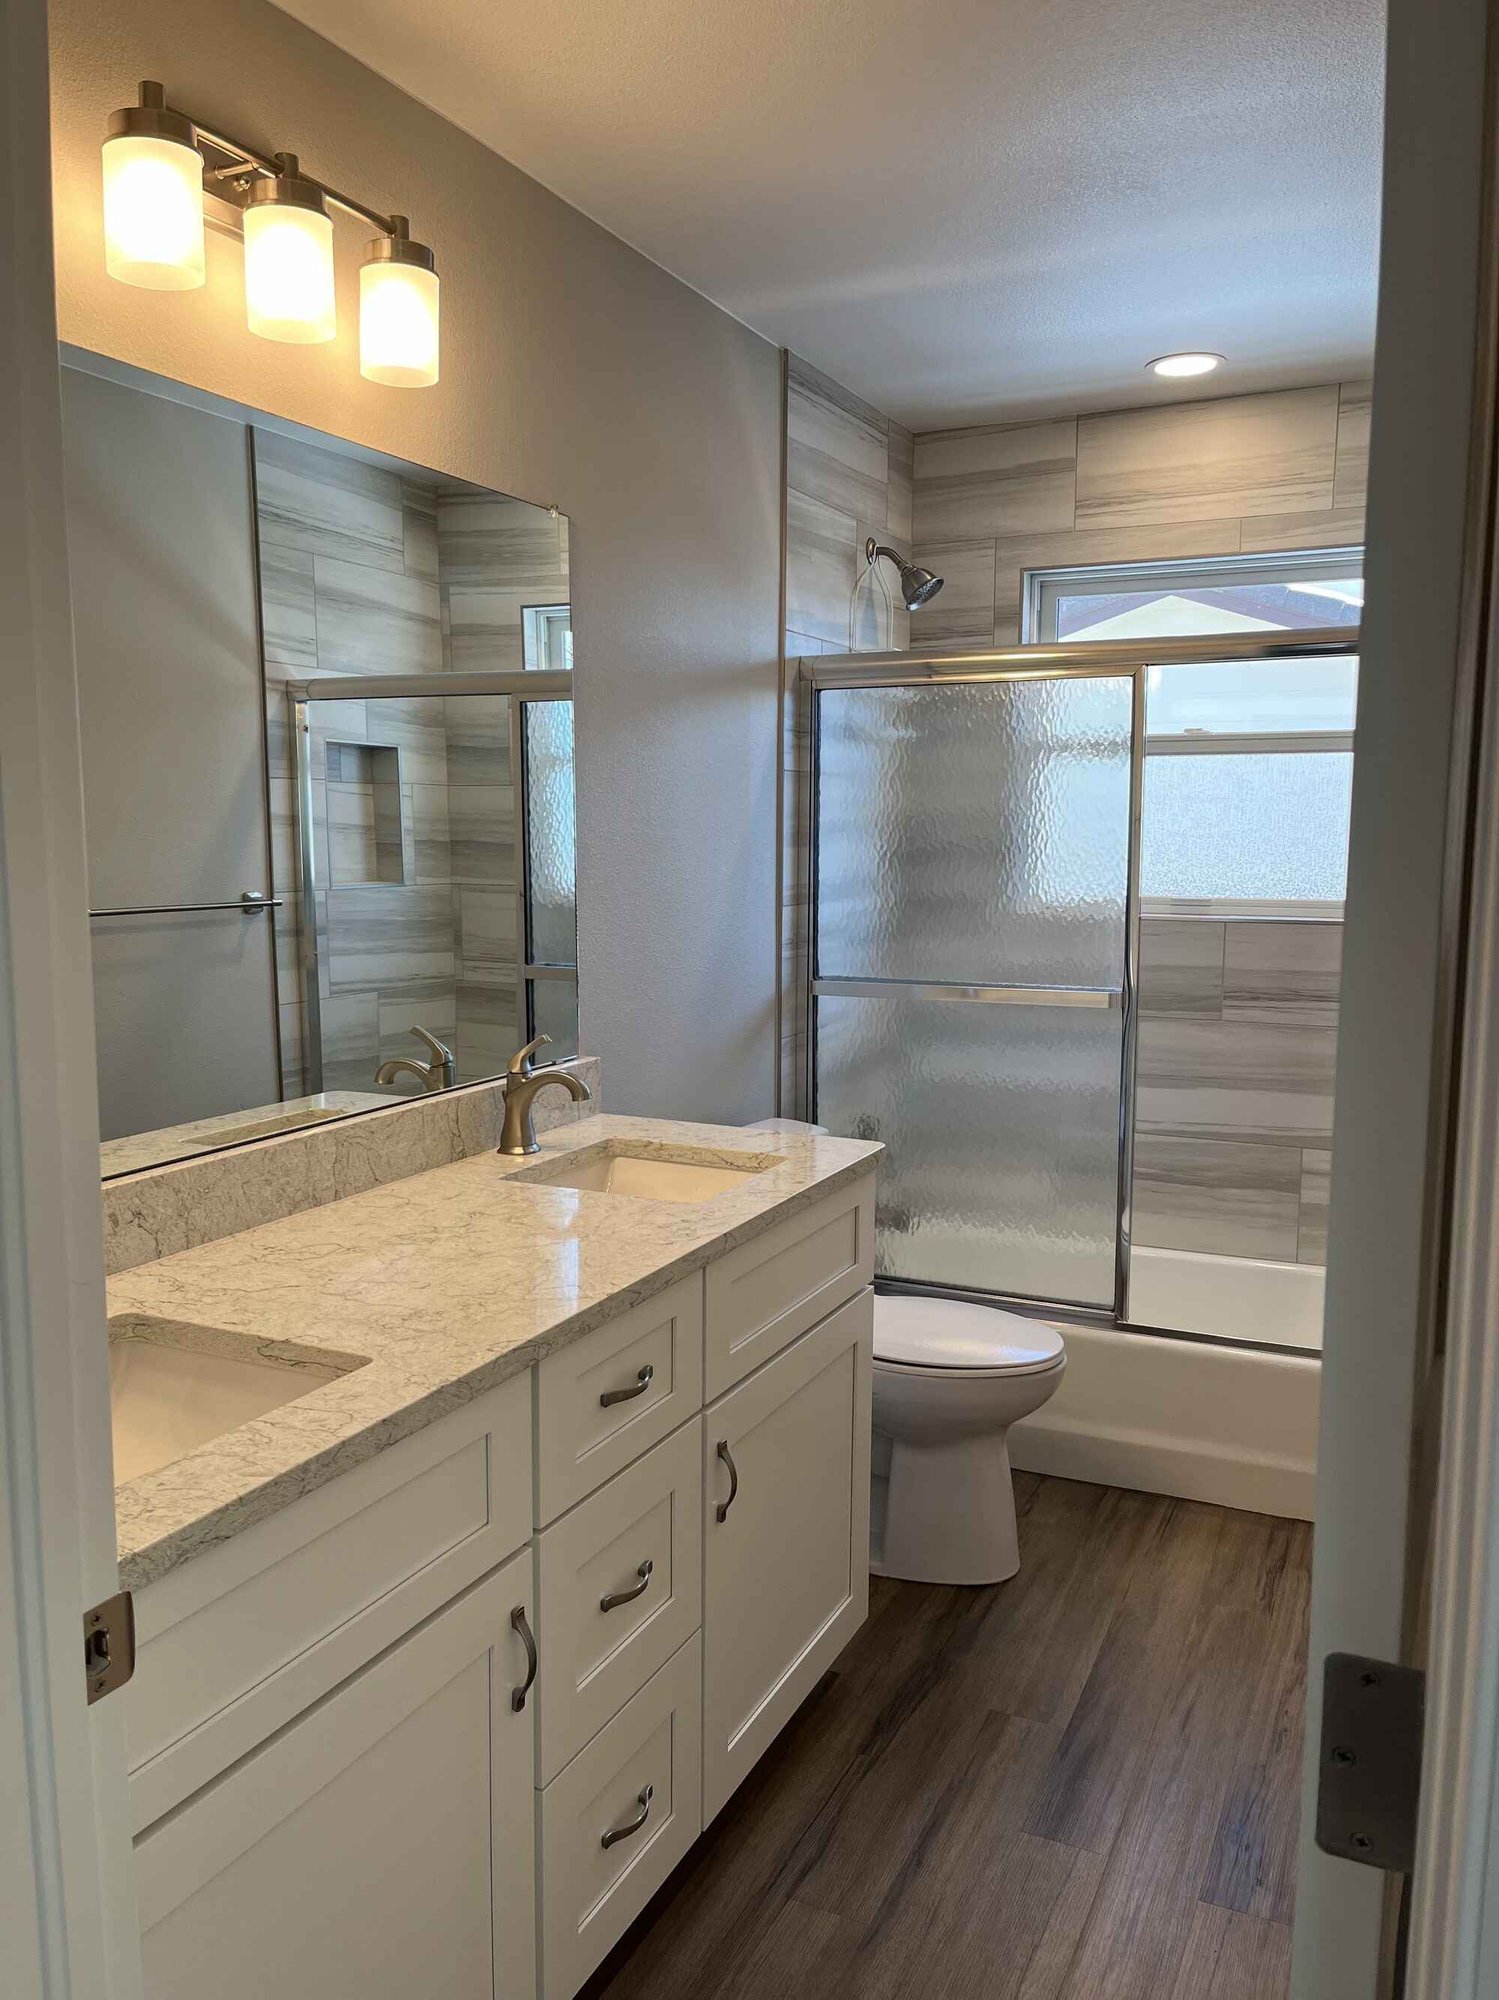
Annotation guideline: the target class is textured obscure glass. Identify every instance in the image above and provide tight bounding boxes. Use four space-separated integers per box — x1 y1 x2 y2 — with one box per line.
1147 655 1358 735
815 995 1123 1306
816 679 1132 986
530 977 578 1060
1141 752 1353 902
523 701 577 966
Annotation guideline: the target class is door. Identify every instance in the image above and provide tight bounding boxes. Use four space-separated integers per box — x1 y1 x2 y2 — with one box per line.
811 672 1134 1309
702 1290 873 1821
132 1553 537 2000
0 10 142 1994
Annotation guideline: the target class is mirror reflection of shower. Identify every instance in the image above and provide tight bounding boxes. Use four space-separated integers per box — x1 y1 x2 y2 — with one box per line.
848 538 944 651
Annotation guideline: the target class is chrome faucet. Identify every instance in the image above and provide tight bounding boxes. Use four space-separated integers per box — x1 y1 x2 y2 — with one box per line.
375 1025 457 1094
499 1034 592 1155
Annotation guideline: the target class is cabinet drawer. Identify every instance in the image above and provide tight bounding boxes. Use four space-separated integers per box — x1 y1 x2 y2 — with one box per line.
535 1416 703 1784
704 1175 874 1398
539 1633 702 2000
126 1370 532 1833
134 1549 537 2000
536 1272 704 1523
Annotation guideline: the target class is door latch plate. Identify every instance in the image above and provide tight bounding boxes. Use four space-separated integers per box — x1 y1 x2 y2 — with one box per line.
1315 1650 1424 1871
83 1589 135 1705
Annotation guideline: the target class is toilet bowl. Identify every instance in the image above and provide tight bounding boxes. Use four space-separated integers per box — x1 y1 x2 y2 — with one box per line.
872 1294 1065 1587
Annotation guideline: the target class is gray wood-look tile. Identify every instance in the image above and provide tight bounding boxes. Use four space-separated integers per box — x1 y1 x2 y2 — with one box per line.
787 353 890 525
253 430 406 571
434 489 568 590
316 991 379 1076
1298 1148 1332 1265
1238 504 1365 555
1075 388 1339 529
1131 1134 1302 1261
447 782 517 885
1333 380 1373 511
404 783 452 882
912 418 1077 542
910 539 998 648
325 884 457 992
886 420 915 544
444 585 530 673
990 519 1244 643
312 557 443 678
786 488 858 647
1139 918 1225 1016
1223 921 1342 1025
1136 1014 1338 1144
377 991 457 1062
458 886 518 983
401 480 440 580
258 543 318 677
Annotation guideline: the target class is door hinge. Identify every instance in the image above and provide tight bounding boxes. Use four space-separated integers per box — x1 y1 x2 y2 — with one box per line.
83 1589 135 1705
1314 1651 1425 1871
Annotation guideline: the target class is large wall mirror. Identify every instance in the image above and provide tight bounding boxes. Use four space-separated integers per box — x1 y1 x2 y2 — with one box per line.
61 353 579 1179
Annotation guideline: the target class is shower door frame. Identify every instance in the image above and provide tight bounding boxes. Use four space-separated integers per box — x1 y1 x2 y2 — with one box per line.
286 667 575 1094
792 626 1362 1331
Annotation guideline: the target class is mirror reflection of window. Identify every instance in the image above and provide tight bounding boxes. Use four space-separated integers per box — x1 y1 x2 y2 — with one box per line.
523 603 573 671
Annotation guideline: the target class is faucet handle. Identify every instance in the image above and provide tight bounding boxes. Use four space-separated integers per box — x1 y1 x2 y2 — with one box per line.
508 1034 552 1080
409 1024 454 1066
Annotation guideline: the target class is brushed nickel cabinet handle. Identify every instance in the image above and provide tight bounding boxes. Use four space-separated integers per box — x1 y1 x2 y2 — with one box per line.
715 1439 739 1524
601 1783 654 1851
600 1363 654 1409
600 1558 654 1613
510 1605 538 1712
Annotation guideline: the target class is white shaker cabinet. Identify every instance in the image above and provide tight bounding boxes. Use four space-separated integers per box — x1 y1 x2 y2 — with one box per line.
701 1288 873 1822
133 1550 538 2000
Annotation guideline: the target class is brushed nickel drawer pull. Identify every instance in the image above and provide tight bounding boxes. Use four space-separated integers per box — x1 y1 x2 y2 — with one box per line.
509 1605 538 1712
600 1363 654 1409
715 1439 739 1523
601 1783 654 1851
600 1558 654 1613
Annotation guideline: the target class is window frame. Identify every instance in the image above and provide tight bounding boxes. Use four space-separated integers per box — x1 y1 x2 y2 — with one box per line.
1022 545 1364 644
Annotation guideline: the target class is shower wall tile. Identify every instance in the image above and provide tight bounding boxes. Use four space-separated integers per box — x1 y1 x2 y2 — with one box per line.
448 784 516 885
1135 1013 1338 1144
1298 1148 1332 1265
433 490 567 591
378 991 457 1065
910 539 998 650
325 885 457 992
1131 1133 1302 1261
401 481 440 581
1333 380 1373 511
786 353 890 524
786 487 859 647
910 418 1077 541
311 557 443 678
458 887 518 984
887 420 915 543
254 431 406 572
1138 918 1225 1016
1074 386 1340 529
1223 921 1343 1025
1238 504 1366 555
445 586 529 672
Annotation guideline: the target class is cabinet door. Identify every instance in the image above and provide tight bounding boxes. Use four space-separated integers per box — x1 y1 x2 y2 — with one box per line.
133 1550 537 2000
702 1290 872 1822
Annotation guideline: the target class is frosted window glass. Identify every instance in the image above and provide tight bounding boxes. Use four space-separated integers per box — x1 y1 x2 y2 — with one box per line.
815 994 1122 1307
816 678 1132 986
530 977 578 1060
1141 753 1352 902
523 701 577 967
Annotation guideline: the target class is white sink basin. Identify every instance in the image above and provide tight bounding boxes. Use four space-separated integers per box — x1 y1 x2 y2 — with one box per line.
513 1144 778 1204
110 1318 363 1485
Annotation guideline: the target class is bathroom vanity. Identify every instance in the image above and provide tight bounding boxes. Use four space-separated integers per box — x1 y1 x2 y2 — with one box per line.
108 1114 878 2000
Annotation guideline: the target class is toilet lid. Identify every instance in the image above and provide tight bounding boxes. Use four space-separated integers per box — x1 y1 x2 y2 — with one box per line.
873 1294 1066 1374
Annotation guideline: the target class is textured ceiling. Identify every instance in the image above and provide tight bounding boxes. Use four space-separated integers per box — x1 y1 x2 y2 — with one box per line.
271 0 1385 429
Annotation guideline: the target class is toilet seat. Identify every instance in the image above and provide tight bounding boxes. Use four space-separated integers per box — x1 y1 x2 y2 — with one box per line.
873 1293 1065 1377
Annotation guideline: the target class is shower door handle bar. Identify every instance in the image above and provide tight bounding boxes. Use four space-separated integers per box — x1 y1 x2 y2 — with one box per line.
811 977 1120 1008
89 895 283 918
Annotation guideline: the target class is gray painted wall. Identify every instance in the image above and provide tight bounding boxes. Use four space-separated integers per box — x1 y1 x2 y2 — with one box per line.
48 0 783 1123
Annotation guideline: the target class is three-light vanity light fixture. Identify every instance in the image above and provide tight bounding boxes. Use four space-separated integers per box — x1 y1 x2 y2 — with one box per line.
102 81 439 387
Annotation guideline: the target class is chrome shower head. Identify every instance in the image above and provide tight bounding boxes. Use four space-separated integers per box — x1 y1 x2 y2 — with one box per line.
867 540 945 612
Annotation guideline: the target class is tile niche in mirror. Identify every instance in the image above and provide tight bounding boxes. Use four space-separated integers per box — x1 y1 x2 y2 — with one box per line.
60 354 578 1180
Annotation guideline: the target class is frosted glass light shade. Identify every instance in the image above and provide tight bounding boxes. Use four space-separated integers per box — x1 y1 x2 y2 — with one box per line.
244 200 336 343
102 133 205 290
360 257 440 386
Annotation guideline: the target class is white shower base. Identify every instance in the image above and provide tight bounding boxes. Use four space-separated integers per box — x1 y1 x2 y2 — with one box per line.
1128 1244 1327 1352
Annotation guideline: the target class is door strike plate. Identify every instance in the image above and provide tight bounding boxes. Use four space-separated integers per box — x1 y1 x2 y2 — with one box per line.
1314 1650 1424 1871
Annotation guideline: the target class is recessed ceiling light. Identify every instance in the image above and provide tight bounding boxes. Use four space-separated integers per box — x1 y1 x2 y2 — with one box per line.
1148 351 1225 379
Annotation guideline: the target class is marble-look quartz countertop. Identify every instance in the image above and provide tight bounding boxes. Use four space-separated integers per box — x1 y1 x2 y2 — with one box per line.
109 1115 880 1592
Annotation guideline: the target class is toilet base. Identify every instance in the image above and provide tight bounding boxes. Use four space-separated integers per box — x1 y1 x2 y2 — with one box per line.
876 1431 1021 1586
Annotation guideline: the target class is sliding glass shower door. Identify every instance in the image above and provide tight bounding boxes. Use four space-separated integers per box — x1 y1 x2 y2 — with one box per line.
811 672 1136 1308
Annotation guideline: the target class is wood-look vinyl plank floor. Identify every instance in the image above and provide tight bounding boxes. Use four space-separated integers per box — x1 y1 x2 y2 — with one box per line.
581 1477 1312 2000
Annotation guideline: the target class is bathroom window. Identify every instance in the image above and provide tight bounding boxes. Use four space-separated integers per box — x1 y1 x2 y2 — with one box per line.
523 603 573 671
1023 548 1363 644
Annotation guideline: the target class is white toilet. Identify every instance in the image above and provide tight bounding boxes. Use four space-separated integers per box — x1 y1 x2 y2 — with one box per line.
871 1293 1066 1587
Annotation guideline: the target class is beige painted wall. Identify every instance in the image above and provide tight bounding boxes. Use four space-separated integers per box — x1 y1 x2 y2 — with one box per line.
47 0 784 1121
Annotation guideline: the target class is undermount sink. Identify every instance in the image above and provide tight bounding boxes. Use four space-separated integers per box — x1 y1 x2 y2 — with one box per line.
110 1315 366 1485
512 1143 781 1204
